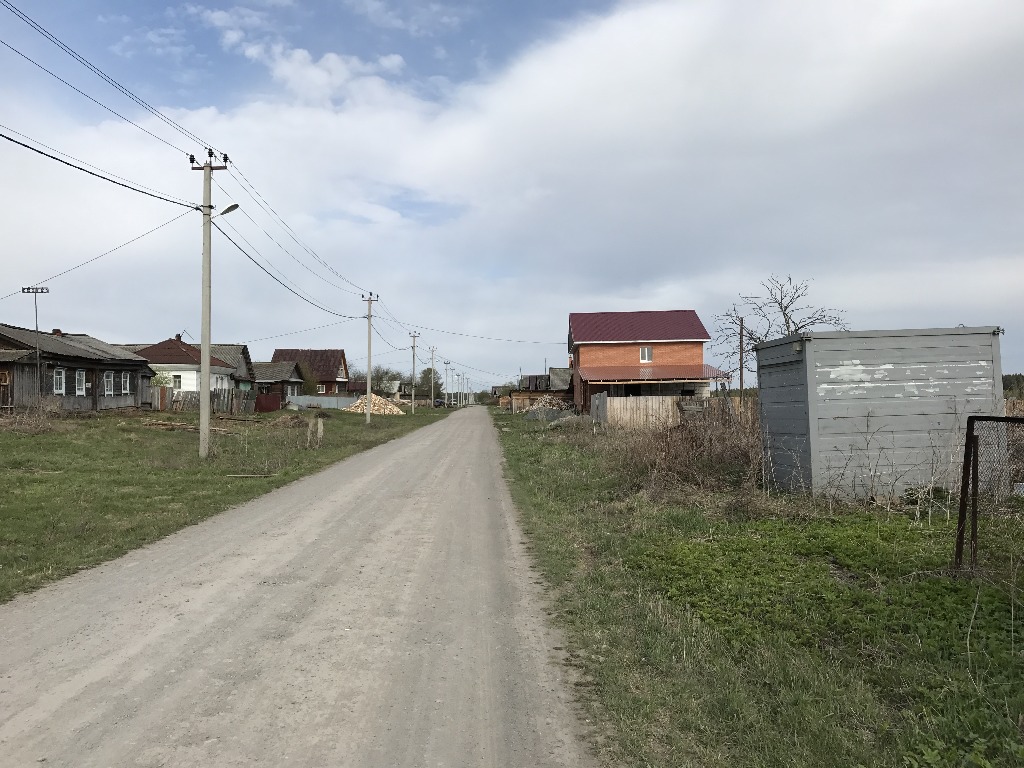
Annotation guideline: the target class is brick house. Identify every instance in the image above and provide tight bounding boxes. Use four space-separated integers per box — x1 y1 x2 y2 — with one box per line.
568 310 728 413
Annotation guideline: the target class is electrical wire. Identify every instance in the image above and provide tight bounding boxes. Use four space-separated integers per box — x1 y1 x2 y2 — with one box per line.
213 177 362 297
0 129 198 209
0 38 187 155
0 121 195 207
0 209 194 300
245 319 357 345
212 222 360 319
0 0 220 154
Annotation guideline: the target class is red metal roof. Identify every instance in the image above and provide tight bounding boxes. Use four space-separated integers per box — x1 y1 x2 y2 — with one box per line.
134 337 232 368
569 310 710 345
577 364 729 382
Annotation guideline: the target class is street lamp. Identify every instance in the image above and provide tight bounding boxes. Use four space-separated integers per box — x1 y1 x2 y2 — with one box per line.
21 286 49 409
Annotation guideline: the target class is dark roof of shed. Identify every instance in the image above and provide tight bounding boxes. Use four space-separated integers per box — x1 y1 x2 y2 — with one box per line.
0 323 148 362
568 311 710 346
271 348 348 381
253 361 304 382
134 337 232 368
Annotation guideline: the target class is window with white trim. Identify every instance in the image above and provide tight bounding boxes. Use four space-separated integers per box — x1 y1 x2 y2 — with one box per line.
103 371 114 396
640 346 653 363
121 372 131 394
172 375 181 390
75 370 86 396
316 384 326 394
53 367 65 395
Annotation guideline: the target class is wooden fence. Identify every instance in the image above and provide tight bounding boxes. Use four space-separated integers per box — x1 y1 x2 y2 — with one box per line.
150 387 256 414
591 393 757 429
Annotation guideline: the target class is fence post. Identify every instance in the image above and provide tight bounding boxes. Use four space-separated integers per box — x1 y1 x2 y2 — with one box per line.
970 433 980 570
954 416 976 571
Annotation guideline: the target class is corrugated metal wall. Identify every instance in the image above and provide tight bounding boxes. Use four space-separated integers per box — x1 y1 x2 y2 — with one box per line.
757 327 1004 498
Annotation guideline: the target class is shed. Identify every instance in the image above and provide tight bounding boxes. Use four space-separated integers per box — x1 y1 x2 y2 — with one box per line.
755 327 1004 498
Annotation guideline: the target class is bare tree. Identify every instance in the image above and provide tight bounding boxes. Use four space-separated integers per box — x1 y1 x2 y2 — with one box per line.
714 274 847 375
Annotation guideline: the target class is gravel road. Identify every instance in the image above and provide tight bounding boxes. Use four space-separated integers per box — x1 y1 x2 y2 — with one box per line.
0 407 597 767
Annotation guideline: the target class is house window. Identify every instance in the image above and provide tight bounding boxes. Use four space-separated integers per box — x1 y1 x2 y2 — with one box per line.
172 375 182 390
75 370 86 396
286 384 299 397
640 346 653 363
121 372 131 394
103 371 114 396
53 367 65 395
316 384 326 394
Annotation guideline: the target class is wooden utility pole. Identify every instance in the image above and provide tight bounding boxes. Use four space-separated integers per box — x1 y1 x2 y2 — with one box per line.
363 293 377 423
21 286 48 409
738 316 745 405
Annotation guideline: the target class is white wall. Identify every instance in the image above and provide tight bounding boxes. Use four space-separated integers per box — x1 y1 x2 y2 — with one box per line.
150 365 233 392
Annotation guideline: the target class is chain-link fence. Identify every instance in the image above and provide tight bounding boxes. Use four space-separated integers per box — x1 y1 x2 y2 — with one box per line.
953 416 1024 571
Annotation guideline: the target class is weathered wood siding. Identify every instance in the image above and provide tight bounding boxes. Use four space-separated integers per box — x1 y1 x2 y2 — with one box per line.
757 327 1003 498
591 393 695 429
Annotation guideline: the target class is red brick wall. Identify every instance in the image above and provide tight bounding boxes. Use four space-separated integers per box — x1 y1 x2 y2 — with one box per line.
577 342 704 367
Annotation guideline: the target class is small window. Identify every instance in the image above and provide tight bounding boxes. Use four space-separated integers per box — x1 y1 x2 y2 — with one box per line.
75 370 86 396
172 375 182 390
121 372 131 394
53 367 65 395
640 346 653 363
316 384 326 394
103 371 114 396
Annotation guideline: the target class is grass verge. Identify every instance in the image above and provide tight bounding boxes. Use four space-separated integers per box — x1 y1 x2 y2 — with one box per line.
0 407 449 602
494 409 1024 767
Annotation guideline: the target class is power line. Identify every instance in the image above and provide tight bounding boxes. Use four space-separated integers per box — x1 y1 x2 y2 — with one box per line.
0 121 195 207
0 129 198 209
245 319 357 344
0 209 194 300
0 38 187 155
398 320 563 345
212 221 359 319
0 0 220 154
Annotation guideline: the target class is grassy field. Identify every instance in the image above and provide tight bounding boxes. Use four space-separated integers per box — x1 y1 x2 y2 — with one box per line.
495 409 1024 767
0 406 449 603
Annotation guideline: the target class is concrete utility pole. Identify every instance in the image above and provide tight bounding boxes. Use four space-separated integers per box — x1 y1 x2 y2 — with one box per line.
739 316 745 405
191 149 230 459
363 293 377 424
410 332 419 414
21 286 48 409
429 346 436 407
443 360 451 407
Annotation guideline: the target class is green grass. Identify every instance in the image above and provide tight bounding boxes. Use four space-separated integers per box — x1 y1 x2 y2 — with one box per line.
494 410 1024 767
0 407 449 602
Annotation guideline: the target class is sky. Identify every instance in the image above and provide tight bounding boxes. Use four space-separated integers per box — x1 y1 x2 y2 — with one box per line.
1 0 1022 392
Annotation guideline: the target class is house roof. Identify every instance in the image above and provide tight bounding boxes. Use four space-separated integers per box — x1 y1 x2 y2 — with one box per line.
577 364 729 383
0 323 149 363
253 361 304 382
271 348 348 382
134 337 233 369
568 310 710 349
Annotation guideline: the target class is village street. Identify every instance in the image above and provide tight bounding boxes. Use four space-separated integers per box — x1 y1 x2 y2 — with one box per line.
0 407 595 767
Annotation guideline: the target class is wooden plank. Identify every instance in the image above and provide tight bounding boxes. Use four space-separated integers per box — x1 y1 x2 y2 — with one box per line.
815 362 996 385
812 349 999 367
814 379 996 400
811 336 994 354
816 397 995 419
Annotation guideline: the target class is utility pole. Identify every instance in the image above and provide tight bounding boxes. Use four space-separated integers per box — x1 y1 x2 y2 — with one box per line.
443 360 450 406
410 332 419 414
362 293 377 423
191 149 229 459
429 346 436 407
738 317 745 405
21 286 48 409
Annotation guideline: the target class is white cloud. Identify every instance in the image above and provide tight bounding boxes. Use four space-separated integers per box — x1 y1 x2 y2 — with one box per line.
3 0 1024 381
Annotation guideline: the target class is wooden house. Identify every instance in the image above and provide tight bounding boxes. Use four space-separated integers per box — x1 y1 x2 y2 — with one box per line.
0 323 153 411
271 348 349 394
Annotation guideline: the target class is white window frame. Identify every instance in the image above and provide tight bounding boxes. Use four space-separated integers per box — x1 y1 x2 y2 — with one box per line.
75 369 86 396
172 375 182 390
640 346 653 363
121 371 131 394
316 384 326 394
53 367 65 395
103 371 114 396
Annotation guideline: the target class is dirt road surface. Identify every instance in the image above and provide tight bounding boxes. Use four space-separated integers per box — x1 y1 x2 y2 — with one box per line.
0 407 597 767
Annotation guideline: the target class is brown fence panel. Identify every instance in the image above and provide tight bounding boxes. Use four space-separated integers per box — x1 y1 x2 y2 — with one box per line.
255 394 282 413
